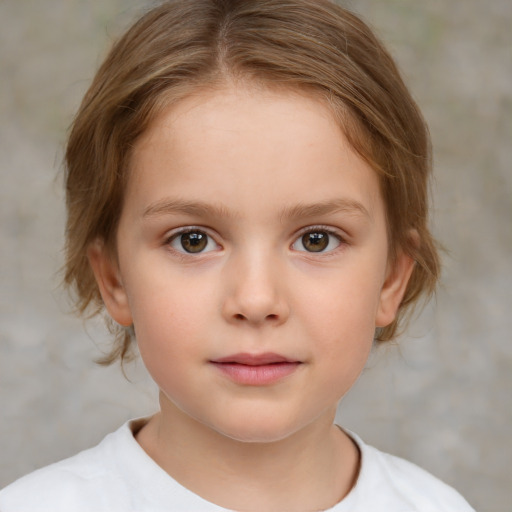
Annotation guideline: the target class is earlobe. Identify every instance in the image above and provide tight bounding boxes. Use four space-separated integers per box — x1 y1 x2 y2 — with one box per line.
375 249 416 328
87 240 133 326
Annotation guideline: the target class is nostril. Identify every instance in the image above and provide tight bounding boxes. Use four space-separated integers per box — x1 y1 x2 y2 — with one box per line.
232 312 279 322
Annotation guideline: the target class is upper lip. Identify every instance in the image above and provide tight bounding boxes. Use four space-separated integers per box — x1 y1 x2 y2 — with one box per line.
211 353 299 365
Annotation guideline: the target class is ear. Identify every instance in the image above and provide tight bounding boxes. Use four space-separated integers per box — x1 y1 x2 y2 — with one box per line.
375 247 416 328
87 240 133 327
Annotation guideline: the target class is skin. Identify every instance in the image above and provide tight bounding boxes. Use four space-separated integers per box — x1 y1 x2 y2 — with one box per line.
88 82 415 511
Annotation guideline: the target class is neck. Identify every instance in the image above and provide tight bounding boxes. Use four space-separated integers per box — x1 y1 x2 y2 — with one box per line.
136 394 360 512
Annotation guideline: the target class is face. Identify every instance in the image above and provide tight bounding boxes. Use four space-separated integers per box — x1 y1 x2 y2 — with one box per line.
90 84 413 443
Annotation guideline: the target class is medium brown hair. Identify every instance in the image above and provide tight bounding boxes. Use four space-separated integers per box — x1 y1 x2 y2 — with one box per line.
64 0 440 364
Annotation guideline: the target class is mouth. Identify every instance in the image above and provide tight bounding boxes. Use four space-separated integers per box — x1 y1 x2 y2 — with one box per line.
210 353 302 385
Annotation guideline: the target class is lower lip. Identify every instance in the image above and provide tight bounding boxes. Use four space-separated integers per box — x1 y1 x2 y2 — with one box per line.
211 362 301 385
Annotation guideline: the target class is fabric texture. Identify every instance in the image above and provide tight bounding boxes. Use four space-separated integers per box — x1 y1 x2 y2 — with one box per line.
0 419 475 512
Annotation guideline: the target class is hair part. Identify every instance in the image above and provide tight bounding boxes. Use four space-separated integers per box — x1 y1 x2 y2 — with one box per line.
64 0 440 365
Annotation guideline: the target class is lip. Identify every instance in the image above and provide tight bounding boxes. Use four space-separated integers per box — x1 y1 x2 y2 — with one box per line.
210 352 302 385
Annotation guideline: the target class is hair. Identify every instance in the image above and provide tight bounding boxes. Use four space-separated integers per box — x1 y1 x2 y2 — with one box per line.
64 0 440 365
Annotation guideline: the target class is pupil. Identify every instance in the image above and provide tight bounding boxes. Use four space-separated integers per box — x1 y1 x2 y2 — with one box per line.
303 232 328 252
181 232 207 253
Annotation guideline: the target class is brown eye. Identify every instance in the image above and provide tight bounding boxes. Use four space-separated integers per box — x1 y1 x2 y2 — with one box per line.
180 232 207 253
292 229 342 253
301 231 329 252
169 229 218 254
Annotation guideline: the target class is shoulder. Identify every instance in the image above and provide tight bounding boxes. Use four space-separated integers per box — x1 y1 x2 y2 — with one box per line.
338 430 475 512
0 423 133 512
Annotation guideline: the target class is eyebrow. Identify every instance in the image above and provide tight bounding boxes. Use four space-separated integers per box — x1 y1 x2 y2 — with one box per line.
278 198 371 222
143 198 235 219
142 197 370 221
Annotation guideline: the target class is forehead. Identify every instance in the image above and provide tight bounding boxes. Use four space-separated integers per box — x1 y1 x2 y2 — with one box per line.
126 83 383 223
134 83 343 161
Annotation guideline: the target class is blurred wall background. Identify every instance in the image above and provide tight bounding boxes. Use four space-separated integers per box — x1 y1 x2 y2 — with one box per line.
0 0 510 510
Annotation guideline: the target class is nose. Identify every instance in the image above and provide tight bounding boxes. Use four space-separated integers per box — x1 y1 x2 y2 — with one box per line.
221 250 290 326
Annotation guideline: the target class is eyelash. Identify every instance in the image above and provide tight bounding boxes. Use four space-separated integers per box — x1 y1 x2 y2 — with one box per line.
164 225 347 257
292 225 346 255
165 227 220 256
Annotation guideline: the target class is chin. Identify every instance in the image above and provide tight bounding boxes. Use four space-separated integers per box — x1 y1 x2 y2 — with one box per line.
207 414 308 444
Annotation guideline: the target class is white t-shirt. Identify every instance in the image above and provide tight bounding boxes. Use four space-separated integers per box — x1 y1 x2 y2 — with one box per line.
0 419 474 512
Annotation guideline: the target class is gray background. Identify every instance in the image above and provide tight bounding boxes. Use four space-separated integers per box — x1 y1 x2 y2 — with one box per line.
1 0 511 510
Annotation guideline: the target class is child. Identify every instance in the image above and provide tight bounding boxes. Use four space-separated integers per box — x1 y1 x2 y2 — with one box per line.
0 0 475 510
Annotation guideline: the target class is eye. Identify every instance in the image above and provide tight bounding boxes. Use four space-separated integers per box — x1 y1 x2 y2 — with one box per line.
168 229 219 254
292 229 342 253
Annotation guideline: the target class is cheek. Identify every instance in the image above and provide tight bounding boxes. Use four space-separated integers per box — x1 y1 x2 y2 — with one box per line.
306 294 375 365
296 267 383 337
130 284 213 405
293 268 381 379
125 270 215 360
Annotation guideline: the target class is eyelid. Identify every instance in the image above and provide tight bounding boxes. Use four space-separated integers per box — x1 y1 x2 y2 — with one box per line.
165 226 221 254
291 224 347 253
294 224 346 241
